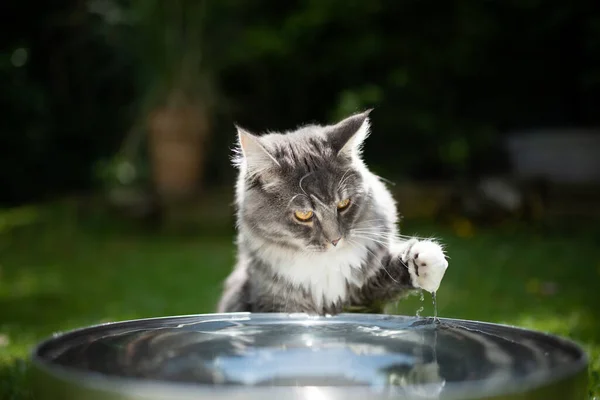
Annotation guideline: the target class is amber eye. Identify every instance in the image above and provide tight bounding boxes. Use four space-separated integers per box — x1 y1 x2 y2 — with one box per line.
294 210 314 222
337 198 351 210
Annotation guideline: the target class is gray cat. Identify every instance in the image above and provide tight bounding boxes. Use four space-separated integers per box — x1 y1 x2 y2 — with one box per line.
218 110 448 315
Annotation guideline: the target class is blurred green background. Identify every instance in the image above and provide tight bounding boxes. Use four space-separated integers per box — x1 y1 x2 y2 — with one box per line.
1 1 600 399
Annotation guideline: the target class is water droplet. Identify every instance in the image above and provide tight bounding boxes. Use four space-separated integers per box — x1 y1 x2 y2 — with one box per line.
432 291 439 323
416 291 425 318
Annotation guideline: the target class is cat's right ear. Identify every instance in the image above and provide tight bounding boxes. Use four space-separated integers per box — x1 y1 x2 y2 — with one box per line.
327 109 373 159
234 125 280 176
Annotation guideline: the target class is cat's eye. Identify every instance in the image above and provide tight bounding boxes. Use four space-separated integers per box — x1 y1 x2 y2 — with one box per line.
337 198 351 210
294 210 314 222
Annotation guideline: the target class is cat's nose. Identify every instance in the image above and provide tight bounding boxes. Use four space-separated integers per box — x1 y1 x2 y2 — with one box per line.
330 237 341 247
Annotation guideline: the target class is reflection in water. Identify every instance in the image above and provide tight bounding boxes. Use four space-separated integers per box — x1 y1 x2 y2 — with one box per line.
41 314 579 397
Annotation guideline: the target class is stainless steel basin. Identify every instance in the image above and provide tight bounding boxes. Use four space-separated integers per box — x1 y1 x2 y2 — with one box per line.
31 313 588 399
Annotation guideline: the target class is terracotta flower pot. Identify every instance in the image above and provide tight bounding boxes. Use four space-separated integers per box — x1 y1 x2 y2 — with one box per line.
147 102 209 203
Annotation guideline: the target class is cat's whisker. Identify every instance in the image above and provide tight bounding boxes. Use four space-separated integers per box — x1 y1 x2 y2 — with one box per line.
352 234 420 250
352 234 403 243
377 175 397 186
299 172 313 196
336 169 350 191
351 231 396 239
338 184 352 195
347 239 399 284
351 231 392 239
351 231 398 240
352 227 400 233
310 194 330 210
351 226 393 231
351 229 395 234
352 228 424 240
287 193 309 208
351 226 395 230
352 238 394 248
353 237 396 245
350 234 392 249
351 228 393 234
353 223 389 229
337 168 354 191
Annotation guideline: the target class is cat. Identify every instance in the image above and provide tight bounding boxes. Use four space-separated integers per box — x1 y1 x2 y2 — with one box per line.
217 110 448 315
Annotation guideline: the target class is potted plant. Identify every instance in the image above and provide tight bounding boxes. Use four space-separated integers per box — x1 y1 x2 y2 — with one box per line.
129 0 215 205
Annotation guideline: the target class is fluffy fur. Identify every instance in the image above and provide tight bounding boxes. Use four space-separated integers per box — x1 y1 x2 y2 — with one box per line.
218 110 448 315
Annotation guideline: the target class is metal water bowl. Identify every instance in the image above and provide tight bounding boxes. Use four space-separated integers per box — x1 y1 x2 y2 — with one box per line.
31 313 588 399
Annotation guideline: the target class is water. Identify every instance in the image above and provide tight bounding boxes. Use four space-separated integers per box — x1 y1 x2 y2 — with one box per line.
38 313 584 394
415 291 425 317
415 290 437 322
432 291 439 322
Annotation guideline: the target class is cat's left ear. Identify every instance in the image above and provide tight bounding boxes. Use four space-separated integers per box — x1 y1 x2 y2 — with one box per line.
327 109 373 158
235 125 280 177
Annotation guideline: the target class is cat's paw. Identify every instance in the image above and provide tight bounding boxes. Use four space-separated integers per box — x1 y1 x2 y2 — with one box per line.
402 240 448 293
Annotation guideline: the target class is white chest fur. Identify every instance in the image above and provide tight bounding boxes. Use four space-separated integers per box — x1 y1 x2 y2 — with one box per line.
258 241 370 308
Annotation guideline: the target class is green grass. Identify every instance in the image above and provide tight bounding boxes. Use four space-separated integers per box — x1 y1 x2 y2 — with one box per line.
0 203 599 399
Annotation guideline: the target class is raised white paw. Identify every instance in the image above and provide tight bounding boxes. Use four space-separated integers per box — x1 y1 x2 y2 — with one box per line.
402 240 448 293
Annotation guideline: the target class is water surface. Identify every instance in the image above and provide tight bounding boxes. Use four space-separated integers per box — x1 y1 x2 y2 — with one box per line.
37 313 585 396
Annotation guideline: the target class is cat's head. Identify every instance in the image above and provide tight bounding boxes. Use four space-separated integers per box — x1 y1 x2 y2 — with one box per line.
234 110 376 253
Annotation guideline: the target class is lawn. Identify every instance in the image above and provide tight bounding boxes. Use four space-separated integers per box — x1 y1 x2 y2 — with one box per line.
1 201 599 399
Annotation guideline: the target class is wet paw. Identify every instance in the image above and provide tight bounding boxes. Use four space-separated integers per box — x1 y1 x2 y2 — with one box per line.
403 240 448 293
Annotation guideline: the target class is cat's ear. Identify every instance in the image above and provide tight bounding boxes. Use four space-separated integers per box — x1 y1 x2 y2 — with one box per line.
234 125 280 176
327 109 373 158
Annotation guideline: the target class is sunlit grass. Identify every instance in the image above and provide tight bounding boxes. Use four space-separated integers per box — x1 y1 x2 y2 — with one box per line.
0 203 599 398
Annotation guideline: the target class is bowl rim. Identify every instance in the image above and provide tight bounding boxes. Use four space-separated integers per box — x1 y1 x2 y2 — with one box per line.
30 312 589 400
